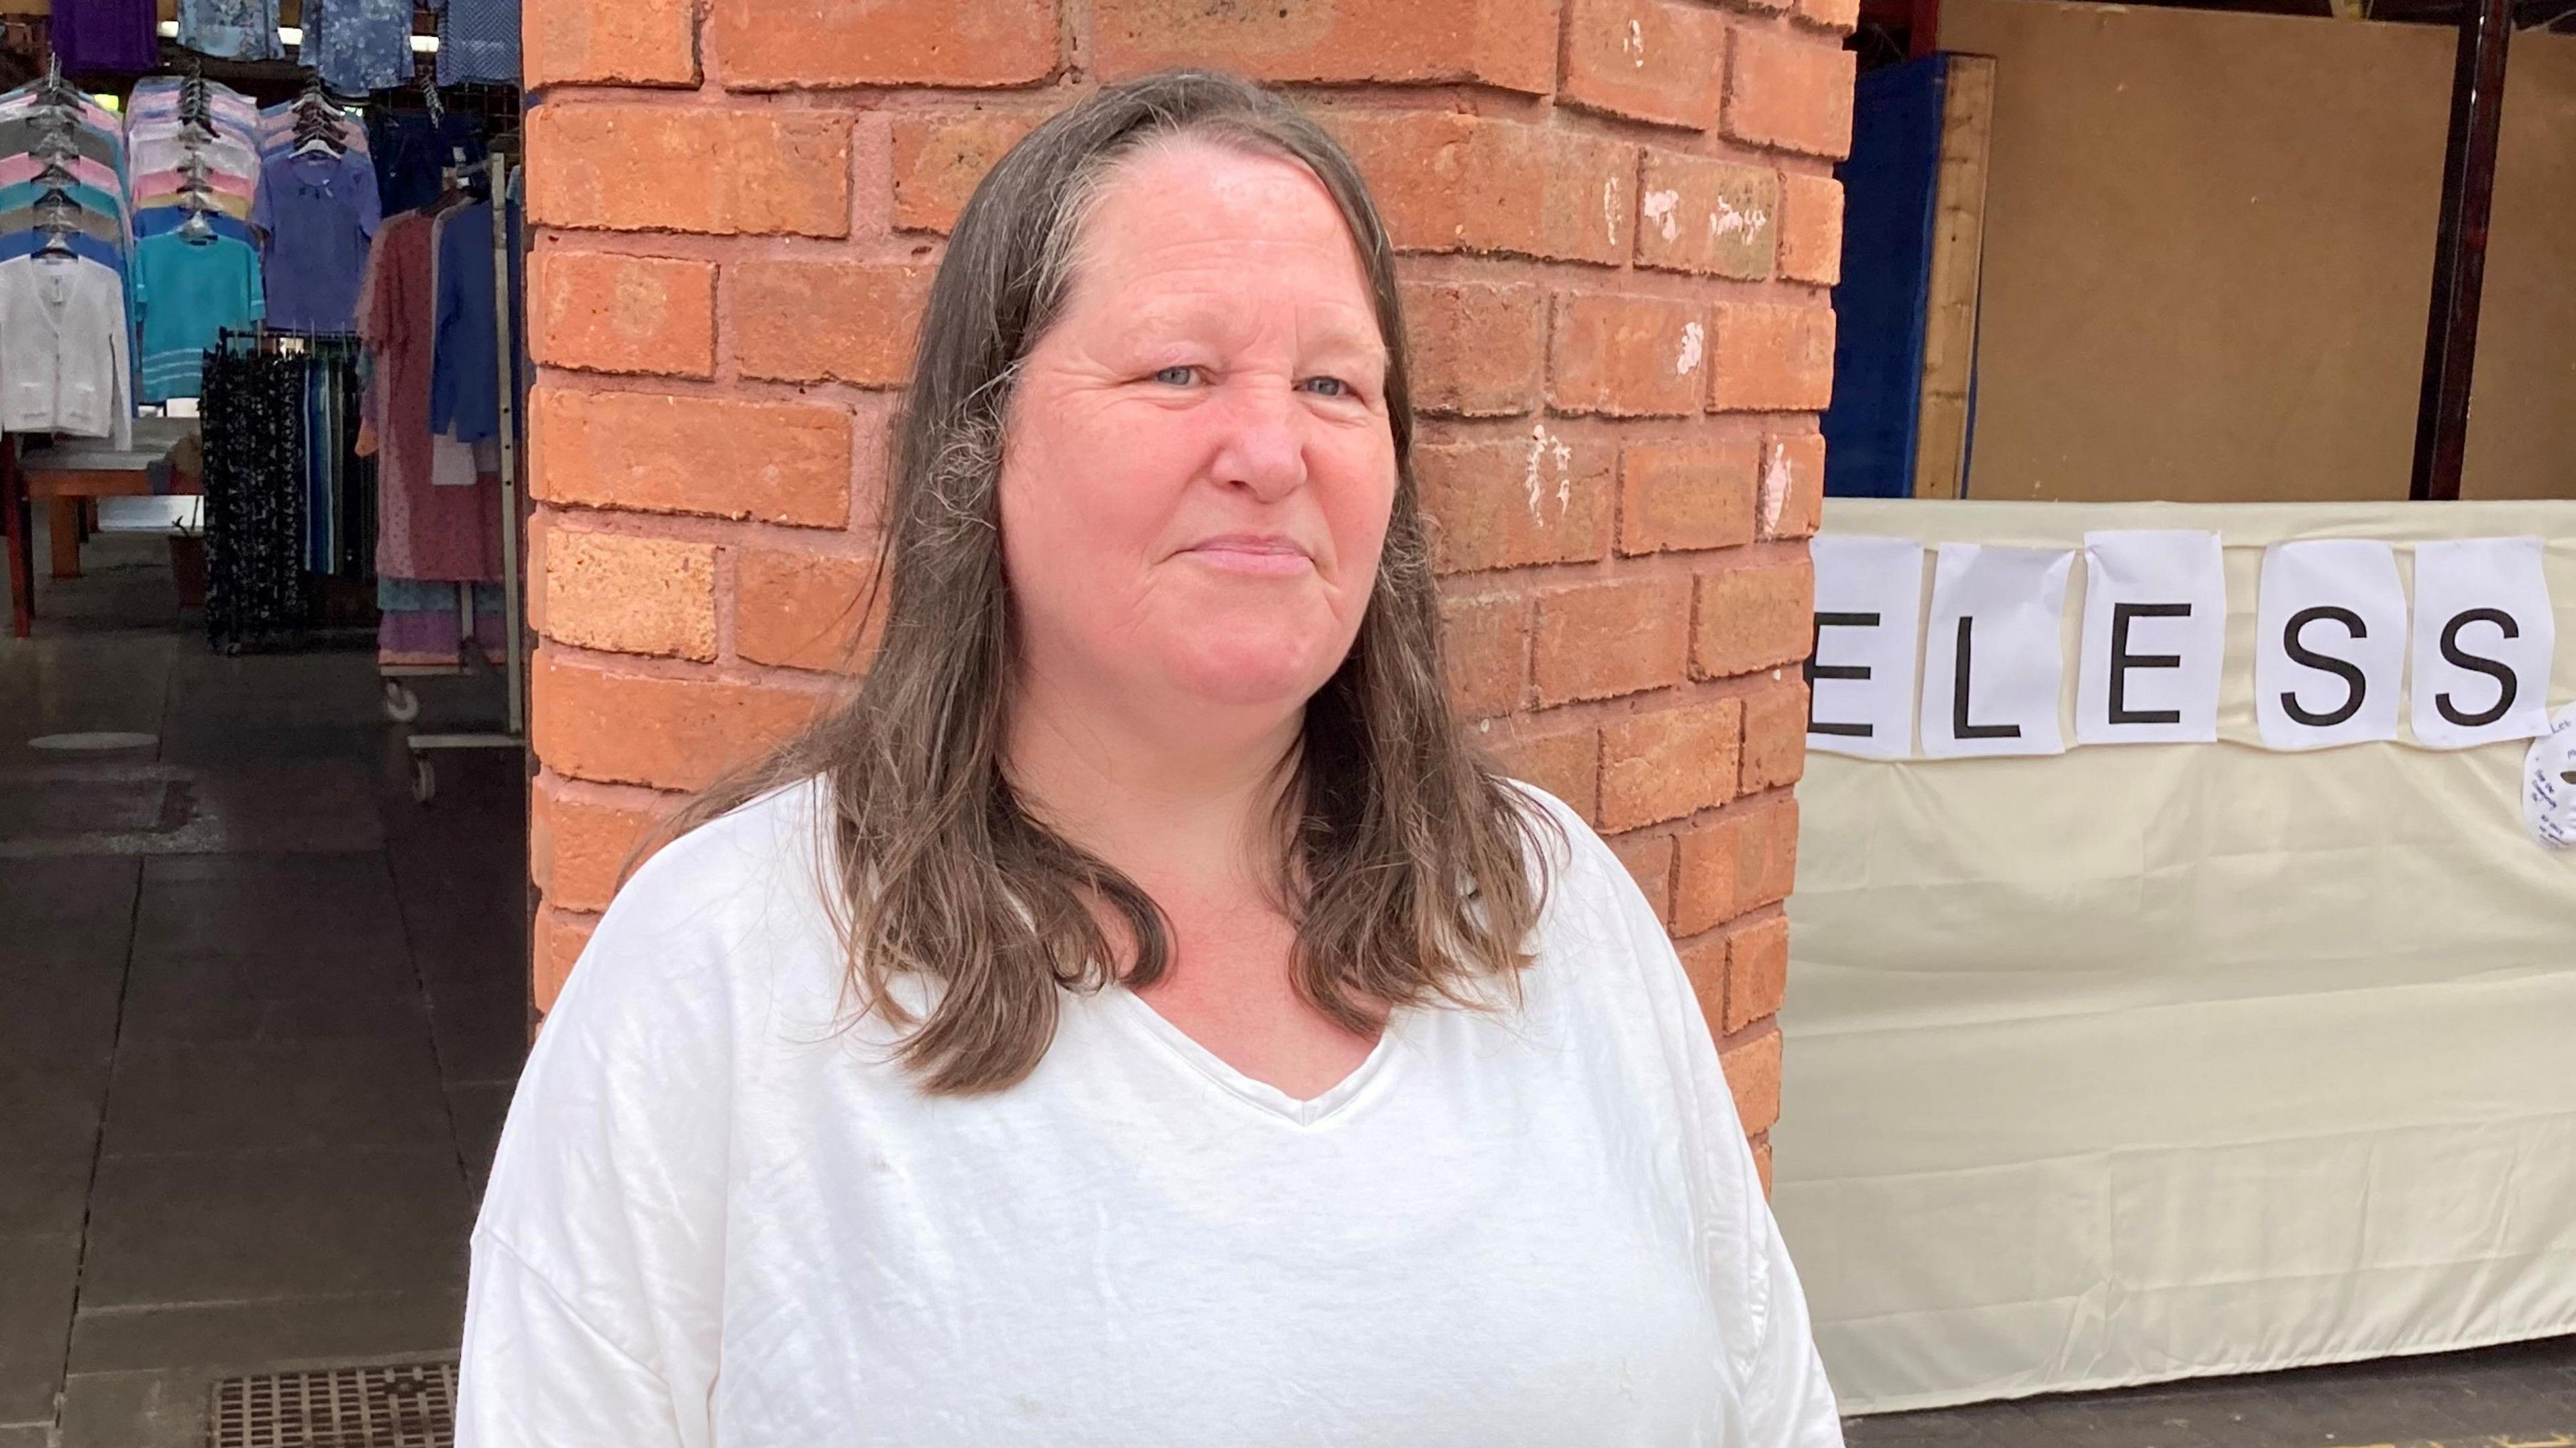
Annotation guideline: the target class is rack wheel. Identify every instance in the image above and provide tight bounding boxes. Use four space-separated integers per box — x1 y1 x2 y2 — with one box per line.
383 679 422 723
411 756 437 804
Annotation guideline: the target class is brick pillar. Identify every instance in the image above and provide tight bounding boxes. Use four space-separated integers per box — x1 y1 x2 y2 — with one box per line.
522 0 1854 1176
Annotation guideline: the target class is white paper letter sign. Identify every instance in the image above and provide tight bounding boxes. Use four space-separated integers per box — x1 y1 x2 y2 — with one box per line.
2255 539 2406 750
2411 537 2556 748
1919 544 2074 758
1807 536 1927 759
2076 530 2226 745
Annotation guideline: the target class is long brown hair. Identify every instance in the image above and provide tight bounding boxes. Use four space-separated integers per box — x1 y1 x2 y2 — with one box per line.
655 69 1556 1094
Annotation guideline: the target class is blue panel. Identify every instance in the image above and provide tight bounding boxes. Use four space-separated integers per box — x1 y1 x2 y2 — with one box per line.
1822 56 1947 499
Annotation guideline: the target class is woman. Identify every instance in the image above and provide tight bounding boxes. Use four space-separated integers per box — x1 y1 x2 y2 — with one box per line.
459 70 1841 1446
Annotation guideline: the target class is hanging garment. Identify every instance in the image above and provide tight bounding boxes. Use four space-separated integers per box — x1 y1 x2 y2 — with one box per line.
366 110 482 216
300 350 371 573
378 577 504 667
49 0 162 72
0 204 123 247
256 102 370 160
199 347 307 649
252 148 380 331
134 210 254 245
0 117 121 173
177 0 284 62
433 0 519 85
0 252 131 446
128 129 262 184
359 206 500 582
429 195 520 445
302 0 417 95
0 152 122 192
132 231 262 402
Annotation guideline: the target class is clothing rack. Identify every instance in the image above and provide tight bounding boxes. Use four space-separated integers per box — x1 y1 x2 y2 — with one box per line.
394 148 523 805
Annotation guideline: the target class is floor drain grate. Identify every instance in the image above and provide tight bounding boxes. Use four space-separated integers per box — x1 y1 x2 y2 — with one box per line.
207 1361 457 1448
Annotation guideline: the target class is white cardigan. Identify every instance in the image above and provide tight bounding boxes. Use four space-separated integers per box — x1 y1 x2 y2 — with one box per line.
0 253 133 449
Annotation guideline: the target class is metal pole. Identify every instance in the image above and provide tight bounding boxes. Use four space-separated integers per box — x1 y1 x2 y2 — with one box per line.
491 155 525 738
2407 0 2512 502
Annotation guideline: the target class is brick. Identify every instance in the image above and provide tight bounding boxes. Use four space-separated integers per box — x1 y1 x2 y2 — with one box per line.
1600 698 1743 831
1693 551 1813 678
1492 726 1599 823
1753 1137 1774 1193
1758 432 1826 540
731 260 932 388
1611 832 1676 923
1678 932 1727 1036
709 0 1057 89
1672 795 1799 933
1533 577 1691 705
1334 111 1634 266
528 250 715 379
1095 0 1556 93
1723 1026 1783 1133
1739 673 1809 791
541 527 718 661
1776 172 1843 285
531 389 853 529
1443 594 1529 720
1635 150 1778 279
1620 437 1759 555
1548 292 1707 417
735 546 885 673
525 0 698 88
1723 27 1856 159
1418 430 1613 574
1708 300 1836 412
531 773 672 915
1724 911 1790 1033
527 104 851 237
534 651 824 791
1560 0 1723 131
533 904 598 1015
1799 0 1863 35
892 110 1042 234
1402 280 1544 418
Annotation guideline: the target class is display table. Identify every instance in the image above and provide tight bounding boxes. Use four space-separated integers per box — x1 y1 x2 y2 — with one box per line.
1772 498 2576 1413
3 420 197 636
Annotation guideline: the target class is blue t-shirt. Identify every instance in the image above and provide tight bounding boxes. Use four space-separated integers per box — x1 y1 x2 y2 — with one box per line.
131 231 264 402
250 150 380 333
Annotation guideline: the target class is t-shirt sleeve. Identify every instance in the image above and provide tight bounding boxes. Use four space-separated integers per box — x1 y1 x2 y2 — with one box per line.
1572 799 1845 1448
456 816 771 1448
351 156 383 239
455 1235 690 1448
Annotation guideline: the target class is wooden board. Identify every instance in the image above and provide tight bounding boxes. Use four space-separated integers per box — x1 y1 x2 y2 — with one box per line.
1913 55 1996 501
1937 0 2576 502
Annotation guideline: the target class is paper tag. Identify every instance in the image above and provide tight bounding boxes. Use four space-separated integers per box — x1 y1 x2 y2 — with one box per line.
2524 702 2576 852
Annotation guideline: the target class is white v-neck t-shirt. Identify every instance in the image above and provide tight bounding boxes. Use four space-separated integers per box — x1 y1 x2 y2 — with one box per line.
458 778 1842 1447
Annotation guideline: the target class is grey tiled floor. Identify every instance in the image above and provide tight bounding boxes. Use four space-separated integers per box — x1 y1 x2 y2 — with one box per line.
1 529 529 1447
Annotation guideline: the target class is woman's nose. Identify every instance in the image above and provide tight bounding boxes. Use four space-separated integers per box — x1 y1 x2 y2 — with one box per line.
1206 381 1307 502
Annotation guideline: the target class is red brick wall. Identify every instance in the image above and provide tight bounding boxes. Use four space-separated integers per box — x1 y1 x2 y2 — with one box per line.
522 0 1853 1178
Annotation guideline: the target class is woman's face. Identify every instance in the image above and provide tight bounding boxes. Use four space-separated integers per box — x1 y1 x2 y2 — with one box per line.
997 141 1397 724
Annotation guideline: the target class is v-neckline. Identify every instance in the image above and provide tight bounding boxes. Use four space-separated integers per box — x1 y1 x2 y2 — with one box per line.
1099 985 1405 1129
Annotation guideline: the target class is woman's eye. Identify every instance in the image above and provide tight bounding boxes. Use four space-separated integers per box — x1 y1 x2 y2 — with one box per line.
1152 366 1197 386
1301 376 1350 398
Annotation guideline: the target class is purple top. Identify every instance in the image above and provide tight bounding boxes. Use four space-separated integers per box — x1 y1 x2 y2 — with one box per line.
50 0 160 73
250 150 382 333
